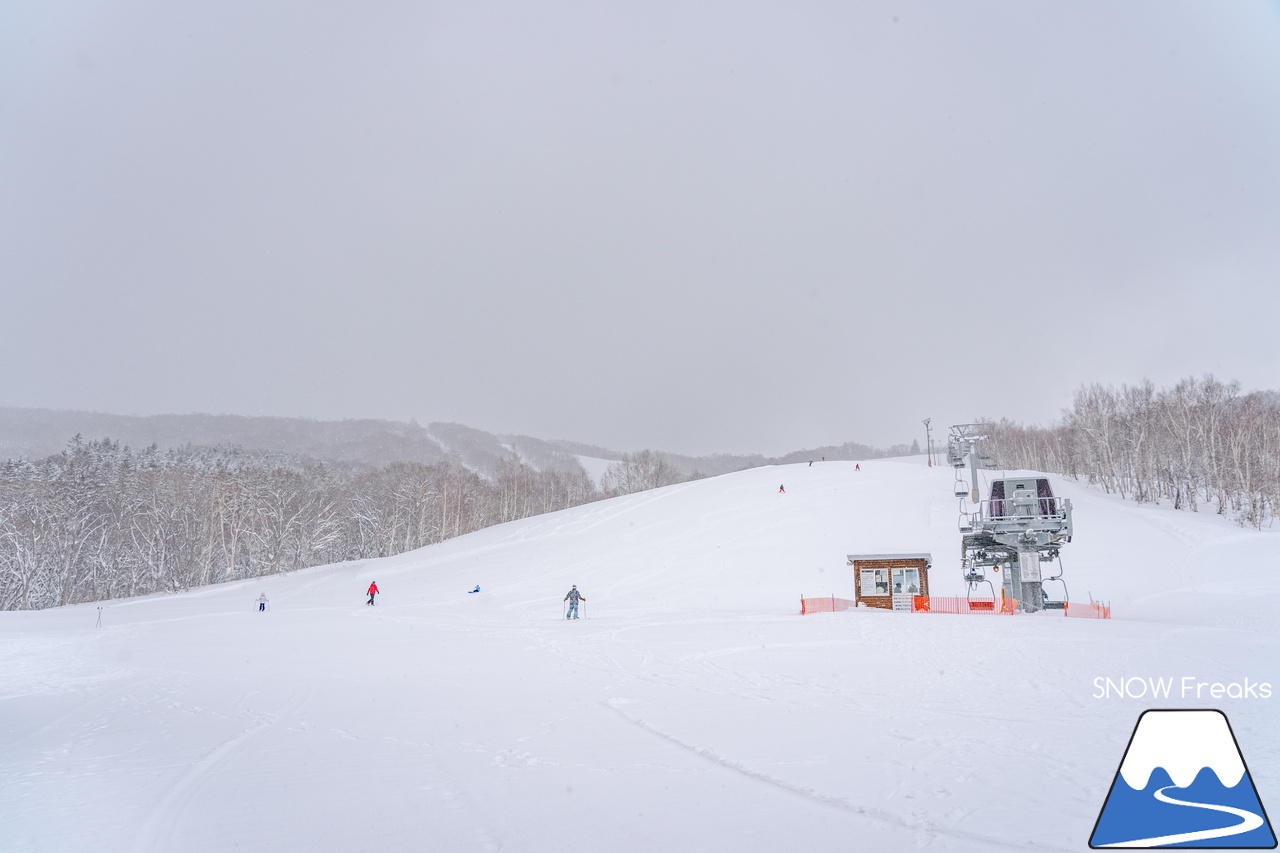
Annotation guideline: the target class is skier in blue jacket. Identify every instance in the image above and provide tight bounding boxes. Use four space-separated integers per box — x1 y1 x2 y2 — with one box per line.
564 585 586 619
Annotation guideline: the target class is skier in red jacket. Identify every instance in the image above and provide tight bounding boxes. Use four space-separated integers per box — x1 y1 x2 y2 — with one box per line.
366 581 379 606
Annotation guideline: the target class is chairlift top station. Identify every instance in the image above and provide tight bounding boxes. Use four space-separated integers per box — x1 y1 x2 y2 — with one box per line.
947 424 1074 613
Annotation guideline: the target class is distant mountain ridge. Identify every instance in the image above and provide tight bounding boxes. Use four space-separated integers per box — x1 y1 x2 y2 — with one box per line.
0 406 910 479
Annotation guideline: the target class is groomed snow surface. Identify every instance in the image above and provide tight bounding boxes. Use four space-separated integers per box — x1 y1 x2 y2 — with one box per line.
2 459 1277 852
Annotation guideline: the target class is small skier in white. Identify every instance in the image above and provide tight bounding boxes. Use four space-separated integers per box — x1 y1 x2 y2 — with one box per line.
564 585 586 619
256 593 269 612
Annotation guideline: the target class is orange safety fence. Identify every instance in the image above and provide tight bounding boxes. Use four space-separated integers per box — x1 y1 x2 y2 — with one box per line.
1064 599 1112 620
911 596 1017 615
799 596 855 615
799 595 1109 618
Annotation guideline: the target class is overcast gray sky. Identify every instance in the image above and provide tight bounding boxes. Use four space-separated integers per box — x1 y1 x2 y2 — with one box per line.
2 1 1279 456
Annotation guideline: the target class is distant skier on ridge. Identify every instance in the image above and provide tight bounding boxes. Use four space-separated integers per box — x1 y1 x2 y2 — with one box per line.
564 585 586 619
366 581 379 606
256 593 268 612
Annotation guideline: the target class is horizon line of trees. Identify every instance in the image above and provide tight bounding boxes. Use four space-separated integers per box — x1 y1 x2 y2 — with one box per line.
984 375 1280 529
0 439 706 611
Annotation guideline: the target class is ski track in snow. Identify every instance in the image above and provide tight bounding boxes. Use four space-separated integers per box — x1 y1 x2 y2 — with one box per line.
135 682 315 853
603 700 1068 852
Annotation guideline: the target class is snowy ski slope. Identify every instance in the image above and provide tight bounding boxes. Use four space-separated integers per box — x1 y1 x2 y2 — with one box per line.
1 458 1277 852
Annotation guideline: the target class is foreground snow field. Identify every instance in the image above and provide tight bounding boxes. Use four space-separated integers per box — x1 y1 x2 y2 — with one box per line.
2 458 1277 852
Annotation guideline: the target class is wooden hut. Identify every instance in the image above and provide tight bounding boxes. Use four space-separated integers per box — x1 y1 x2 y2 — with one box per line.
847 553 932 611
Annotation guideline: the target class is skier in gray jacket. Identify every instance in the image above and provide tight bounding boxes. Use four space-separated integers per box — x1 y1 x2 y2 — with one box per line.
564 585 586 619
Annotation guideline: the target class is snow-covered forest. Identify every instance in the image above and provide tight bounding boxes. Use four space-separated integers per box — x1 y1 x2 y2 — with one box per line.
985 375 1280 528
0 418 911 611
5 432 855 610
0 438 614 610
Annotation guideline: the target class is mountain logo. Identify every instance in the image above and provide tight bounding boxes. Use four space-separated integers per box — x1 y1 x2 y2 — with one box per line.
1090 709 1276 848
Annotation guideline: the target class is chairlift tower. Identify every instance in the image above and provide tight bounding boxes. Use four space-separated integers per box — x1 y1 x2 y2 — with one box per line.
948 424 1073 613
947 423 987 502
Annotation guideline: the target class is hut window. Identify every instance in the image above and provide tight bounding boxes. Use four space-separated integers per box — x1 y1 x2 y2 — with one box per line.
892 568 920 595
861 569 889 596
